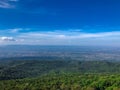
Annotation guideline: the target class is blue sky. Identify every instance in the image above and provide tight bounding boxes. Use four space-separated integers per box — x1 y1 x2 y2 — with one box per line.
0 0 120 46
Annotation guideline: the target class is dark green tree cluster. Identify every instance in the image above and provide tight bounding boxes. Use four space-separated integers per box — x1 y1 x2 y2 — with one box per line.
0 73 120 90
1 60 120 80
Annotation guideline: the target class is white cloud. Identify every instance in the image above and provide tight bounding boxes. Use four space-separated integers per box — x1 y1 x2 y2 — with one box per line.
11 30 119 45
10 28 23 33
9 0 18 2
0 29 120 46
0 1 12 8
0 37 16 41
18 31 120 39
0 0 18 8
0 28 29 34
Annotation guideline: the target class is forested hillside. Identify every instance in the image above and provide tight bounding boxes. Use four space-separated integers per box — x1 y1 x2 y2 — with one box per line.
0 60 120 80
0 56 120 90
0 73 120 90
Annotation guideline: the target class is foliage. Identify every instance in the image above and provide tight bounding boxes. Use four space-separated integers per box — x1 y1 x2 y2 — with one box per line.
0 60 120 80
0 73 120 90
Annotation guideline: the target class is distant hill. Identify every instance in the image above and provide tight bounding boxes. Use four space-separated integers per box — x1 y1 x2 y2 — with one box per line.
0 60 120 80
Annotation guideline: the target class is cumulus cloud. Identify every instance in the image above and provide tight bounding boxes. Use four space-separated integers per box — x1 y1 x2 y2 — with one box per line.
0 37 16 41
0 0 18 8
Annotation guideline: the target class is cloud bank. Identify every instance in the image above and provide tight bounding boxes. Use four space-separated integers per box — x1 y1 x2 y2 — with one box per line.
0 28 120 46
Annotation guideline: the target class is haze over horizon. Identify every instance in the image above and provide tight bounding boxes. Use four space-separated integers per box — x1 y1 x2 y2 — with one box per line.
0 0 120 46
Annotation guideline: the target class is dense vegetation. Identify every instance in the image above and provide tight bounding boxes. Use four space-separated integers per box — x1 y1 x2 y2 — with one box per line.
0 59 120 90
0 60 120 80
0 73 120 90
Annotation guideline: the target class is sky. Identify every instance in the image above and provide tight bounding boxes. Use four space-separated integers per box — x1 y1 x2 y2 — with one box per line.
0 0 120 46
